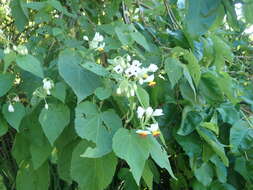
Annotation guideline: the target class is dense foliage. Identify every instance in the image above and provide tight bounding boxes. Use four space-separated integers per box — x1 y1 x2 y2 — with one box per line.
1 0 253 189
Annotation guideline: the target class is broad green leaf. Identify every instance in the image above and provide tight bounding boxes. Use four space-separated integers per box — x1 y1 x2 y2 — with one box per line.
185 0 221 39
201 122 219 136
51 82 66 103
197 127 229 166
165 57 183 88
112 128 150 184
177 106 203 136
58 49 101 102
115 25 134 46
142 162 153 190
192 180 208 190
0 116 8 137
118 168 139 190
16 55 44 78
16 162 50 190
210 155 227 183
75 102 122 158
194 162 213 186
95 87 112 100
243 0 253 24
210 181 236 190
10 0 28 31
0 74 15 97
2 103 26 131
136 86 150 108
71 140 117 190
217 103 240 125
183 66 196 98
81 61 109 77
39 103 70 145
184 51 201 86
148 137 176 179
131 31 151 52
230 120 253 154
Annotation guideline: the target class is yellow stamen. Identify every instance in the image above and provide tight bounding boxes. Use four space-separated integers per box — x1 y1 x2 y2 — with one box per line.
98 47 104 52
137 132 149 137
143 74 148 79
148 81 156 87
152 131 160 137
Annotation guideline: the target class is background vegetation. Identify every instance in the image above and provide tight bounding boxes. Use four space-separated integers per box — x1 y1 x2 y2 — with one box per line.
1 0 253 189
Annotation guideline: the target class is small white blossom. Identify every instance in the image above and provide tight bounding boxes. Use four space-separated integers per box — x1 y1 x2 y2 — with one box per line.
116 88 122 95
132 60 141 67
147 123 159 132
13 96 20 102
148 64 158 72
83 36 89 41
43 78 54 95
145 107 153 117
137 106 145 118
93 32 104 42
113 65 124 74
45 103 49 110
130 89 135 96
126 54 131 62
152 109 164 116
8 104 14 112
143 74 154 83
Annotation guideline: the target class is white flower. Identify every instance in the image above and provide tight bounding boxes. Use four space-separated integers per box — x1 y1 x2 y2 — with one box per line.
113 65 123 74
8 104 14 112
152 109 164 116
3 47 11 54
147 123 161 137
136 129 151 137
132 60 141 67
89 41 99 49
126 55 131 62
130 89 135 96
45 103 49 110
143 74 154 83
116 88 121 95
147 123 159 132
125 67 134 77
145 107 153 117
43 78 53 95
93 32 104 42
137 106 145 118
13 96 20 102
83 36 89 41
148 64 158 72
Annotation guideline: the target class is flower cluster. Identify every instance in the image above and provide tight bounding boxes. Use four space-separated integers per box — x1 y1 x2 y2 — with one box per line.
135 106 163 137
4 45 28 55
33 78 54 110
111 55 158 97
83 32 105 51
8 96 20 113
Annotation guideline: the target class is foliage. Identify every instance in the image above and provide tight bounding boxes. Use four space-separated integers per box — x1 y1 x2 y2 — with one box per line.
1 0 253 189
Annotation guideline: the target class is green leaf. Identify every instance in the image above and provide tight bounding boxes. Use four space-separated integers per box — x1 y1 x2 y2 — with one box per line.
230 120 253 154
81 61 109 77
51 82 66 103
177 106 203 136
197 127 229 166
0 74 15 97
185 0 221 39
10 0 28 31
131 31 151 52
142 162 153 190
118 168 139 190
165 57 183 88
194 162 213 186
39 103 70 145
148 137 176 179
0 117 8 137
2 103 26 131
184 51 201 86
112 128 150 184
16 162 50 190
201 122 219 136
243 0 253 24
95 87 112 100
217 103 240 125
58 49 101 102
75 101 122 158
136 86 150 108
210 155 227 183
16 55 44 78
71 140 117 190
